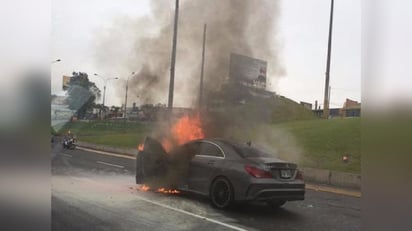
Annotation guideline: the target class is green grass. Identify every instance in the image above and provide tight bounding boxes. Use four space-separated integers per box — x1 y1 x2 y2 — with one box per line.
223 117 360 173
58 121 153 148
56 98 360 173
272 118 361 173
269 96 317 123
58 118 361 173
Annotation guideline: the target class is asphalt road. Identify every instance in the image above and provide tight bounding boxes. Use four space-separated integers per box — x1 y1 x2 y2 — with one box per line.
51 144 360 231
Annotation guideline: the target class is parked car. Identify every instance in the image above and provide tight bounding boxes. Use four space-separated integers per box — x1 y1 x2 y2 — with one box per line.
136 137 305 209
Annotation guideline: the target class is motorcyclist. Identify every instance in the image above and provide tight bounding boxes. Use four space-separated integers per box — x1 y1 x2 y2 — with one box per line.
64 130 74 139
63 130 76 148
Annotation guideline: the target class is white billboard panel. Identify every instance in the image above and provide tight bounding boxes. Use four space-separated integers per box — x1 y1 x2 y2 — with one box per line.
229 53 267 89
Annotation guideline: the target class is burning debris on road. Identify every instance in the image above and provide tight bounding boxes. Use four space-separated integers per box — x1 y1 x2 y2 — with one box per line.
137 184 180 194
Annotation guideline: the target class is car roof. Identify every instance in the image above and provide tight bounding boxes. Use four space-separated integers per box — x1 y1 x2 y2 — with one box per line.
185 138 228 144
184 138 247 148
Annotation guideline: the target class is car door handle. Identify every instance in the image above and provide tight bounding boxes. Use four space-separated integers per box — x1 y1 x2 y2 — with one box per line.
207 160 215 165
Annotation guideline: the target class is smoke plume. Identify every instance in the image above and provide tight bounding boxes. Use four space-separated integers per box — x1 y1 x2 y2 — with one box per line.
94 0 284 107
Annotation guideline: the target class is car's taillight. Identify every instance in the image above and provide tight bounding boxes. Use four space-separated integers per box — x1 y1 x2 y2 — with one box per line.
244 165 273 178
296 170 304 180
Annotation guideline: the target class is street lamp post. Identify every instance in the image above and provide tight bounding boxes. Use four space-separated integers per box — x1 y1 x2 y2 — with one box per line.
323 0 334 119
124 72 136 120
168 0 180 111
94 73 118 119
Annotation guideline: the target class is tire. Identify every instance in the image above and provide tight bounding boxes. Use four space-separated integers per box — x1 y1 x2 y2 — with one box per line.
210 177 234 209
267 200 286 209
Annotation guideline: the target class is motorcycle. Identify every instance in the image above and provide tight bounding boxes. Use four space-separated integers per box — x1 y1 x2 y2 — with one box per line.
62 137 76 149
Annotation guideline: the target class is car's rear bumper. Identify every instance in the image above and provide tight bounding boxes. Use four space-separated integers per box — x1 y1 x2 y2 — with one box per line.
243 182 305 201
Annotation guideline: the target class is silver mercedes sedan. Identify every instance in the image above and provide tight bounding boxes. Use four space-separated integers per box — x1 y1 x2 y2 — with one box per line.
136 137 305 209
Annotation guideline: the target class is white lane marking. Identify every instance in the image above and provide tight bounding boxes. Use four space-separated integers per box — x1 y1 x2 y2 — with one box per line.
67 177 246 231
96 161 125 169
77 146 136 160
60 153 72 158
134 194 248 231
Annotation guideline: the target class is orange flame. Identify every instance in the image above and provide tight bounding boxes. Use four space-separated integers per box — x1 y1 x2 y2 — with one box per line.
156 188 180 194
137 185 179 194
138 143 144 152
139 184 150 191
162 113 205 152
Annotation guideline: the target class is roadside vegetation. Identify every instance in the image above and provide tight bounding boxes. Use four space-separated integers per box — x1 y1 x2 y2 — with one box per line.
272 118 360 174
58 121 153 149
56 92 359 173
58 117 360 174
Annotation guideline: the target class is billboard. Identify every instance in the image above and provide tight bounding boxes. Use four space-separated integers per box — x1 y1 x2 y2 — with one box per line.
62 75 71 90
229 53 267 89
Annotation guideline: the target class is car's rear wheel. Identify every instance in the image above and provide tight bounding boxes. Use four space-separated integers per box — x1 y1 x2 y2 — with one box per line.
210 177 233 209
267 200 286 209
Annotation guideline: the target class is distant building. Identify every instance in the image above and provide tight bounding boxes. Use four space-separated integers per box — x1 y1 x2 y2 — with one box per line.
340 98 361 117
300 101 312 110
313 108 341 118
312 98 361 118
62 75 71 90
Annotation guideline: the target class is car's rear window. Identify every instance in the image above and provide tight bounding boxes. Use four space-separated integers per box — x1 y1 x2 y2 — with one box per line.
228 143 272 158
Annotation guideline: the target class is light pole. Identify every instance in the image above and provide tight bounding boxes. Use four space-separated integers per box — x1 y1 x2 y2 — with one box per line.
124 72 136 120
323 0 334 119
94 73 118 119
168 0 180 111
199 23 207 109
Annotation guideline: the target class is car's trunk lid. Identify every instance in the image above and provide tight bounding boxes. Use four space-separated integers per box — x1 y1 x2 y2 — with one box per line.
246 157 298 180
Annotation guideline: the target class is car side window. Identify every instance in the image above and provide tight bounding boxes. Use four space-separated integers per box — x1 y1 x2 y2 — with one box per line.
183 143 201 158
198 142 224 157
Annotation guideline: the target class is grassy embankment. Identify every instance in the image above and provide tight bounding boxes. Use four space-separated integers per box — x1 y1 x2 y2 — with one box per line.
57 96 360 173
58 117 360 173
273 118 360 173
58 121 152 149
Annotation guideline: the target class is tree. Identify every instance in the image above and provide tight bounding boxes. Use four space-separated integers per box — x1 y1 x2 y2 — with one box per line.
65 72 101 119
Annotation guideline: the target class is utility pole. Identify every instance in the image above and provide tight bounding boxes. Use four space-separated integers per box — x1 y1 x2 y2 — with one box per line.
102 85 106 108
94 73 118 119
199 23 207 109
124 72 135 120
168 0 179 111
323 0 334 119
124 81 128 119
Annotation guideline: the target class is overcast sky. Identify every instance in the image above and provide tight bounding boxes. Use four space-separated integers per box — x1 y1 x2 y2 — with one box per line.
50 0 360 108
1 1 410 109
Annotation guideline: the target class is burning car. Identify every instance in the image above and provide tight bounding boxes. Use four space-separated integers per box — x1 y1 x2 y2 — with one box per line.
136 136 305 209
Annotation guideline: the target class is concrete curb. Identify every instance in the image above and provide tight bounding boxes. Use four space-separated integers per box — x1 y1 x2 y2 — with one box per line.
76 141 137 157
301 167 361 190
76 141 361 191
305 183 361 197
